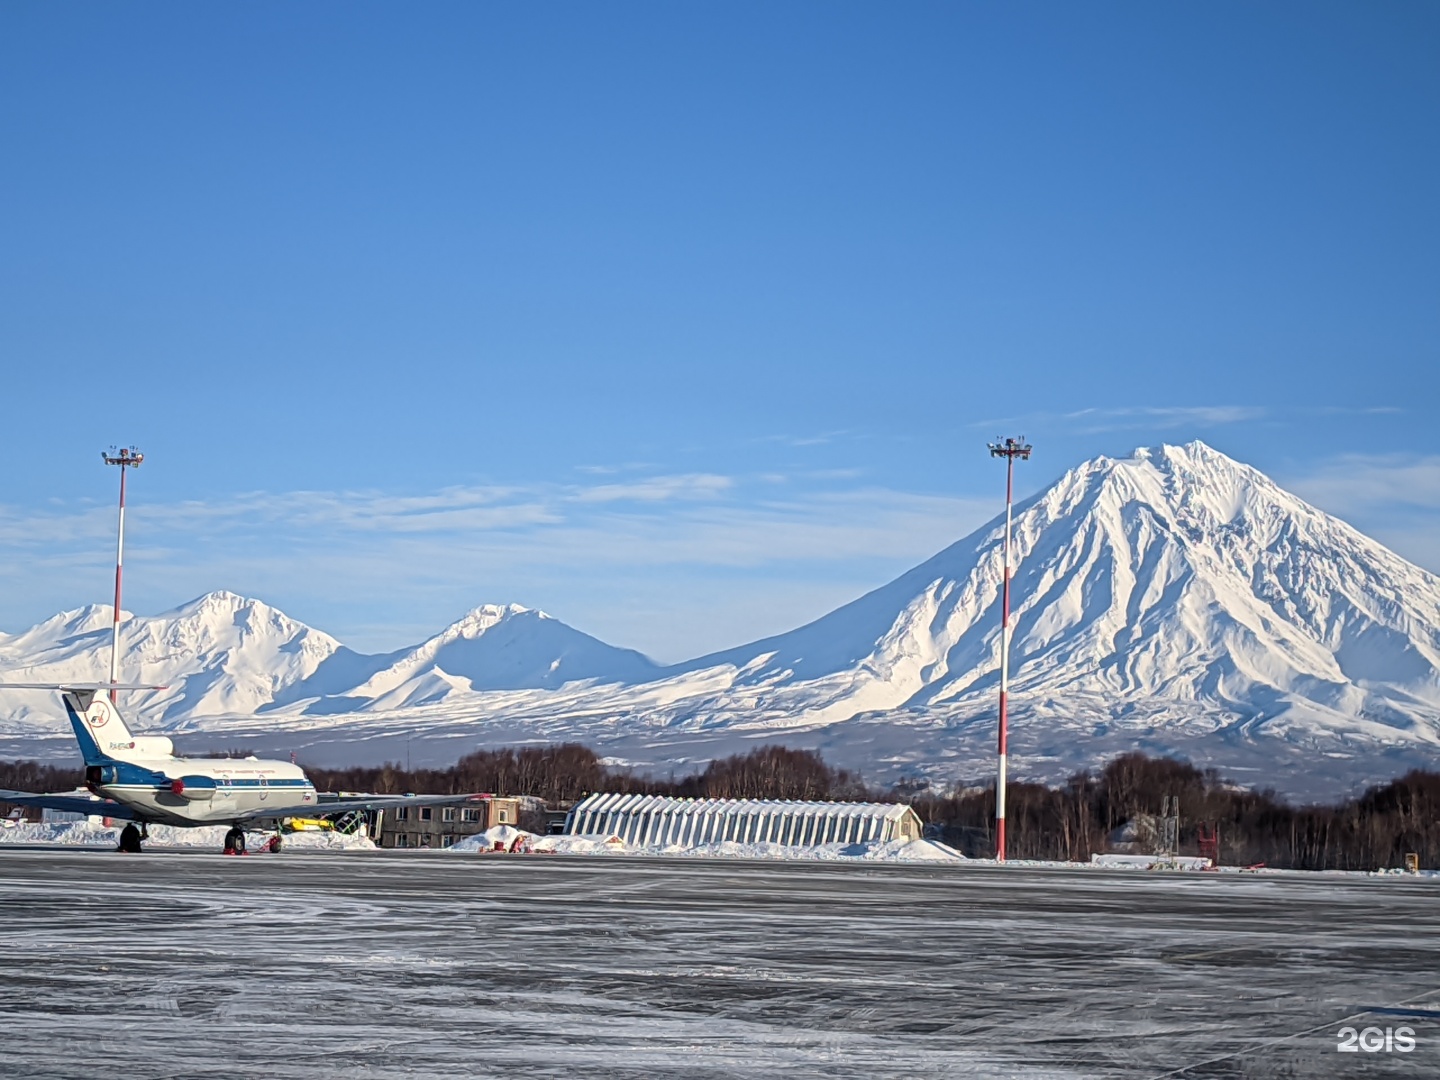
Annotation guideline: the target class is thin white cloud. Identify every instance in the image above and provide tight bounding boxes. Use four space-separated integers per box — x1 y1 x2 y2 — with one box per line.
968 404 1268 434
569 473 734 504
0 471 991 657
1062 405 1268 432
574 462 656 475
751 430 855 448
1287 454 1440 514
6 474 744 544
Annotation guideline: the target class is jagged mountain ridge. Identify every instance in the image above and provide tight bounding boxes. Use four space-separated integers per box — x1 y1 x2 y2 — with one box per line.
0 593 662 727
0 591 345 725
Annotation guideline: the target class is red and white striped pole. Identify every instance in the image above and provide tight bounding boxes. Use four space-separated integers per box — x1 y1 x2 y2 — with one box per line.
102 447 144 703
988 436 1031 862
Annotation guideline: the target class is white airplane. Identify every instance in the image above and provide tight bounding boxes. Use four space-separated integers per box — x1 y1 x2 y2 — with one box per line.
0 683 478 853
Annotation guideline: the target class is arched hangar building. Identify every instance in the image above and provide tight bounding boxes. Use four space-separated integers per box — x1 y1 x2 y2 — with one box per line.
565 793 923 848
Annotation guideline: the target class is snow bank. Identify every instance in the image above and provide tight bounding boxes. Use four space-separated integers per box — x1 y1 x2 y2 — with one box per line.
0 820 375 851
655 838 966 863
0 819 119 846
1091 853 1212 871
447 831 965 862
449 825 528 852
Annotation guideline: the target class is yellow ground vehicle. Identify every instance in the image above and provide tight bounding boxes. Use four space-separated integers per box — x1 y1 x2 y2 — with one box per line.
281 817 334 832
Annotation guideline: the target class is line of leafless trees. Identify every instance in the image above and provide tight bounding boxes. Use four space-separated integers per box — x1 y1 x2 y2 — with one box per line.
303 744 867 803
4 746 1436 870
909 753 1440 870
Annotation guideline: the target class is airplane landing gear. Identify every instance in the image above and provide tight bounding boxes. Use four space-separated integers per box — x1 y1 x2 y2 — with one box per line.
223 826 247 856
117 823 143 853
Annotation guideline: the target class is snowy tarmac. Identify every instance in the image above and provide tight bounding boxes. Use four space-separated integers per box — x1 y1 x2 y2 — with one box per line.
0 849 1436 1079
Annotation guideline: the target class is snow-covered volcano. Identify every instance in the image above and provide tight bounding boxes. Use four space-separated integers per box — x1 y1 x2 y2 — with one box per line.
677 440 1440 731
3 441 1438 796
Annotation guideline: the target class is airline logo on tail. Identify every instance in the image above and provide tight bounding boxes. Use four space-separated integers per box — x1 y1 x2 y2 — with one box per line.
81 697 141 753
86 699 112 728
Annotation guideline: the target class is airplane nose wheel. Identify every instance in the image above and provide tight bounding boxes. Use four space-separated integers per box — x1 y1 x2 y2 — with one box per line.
117 823 143 853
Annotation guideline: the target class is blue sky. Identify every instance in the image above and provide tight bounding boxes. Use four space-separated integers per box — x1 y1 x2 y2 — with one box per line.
1 3 1437 661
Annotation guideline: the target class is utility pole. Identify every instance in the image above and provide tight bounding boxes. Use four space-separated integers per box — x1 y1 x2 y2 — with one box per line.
987 436 1031 862
102 446 144 703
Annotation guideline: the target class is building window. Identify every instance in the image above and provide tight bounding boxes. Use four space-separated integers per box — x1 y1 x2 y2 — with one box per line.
419 806 433 821
442 807 456 822
394 807 408 821
395 833 409 848
461 807 480 822
441 835 456 847
497 806 513 824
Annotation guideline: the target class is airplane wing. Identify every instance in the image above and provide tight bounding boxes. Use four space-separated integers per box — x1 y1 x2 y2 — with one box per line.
234 792 486 823
0 789 139 820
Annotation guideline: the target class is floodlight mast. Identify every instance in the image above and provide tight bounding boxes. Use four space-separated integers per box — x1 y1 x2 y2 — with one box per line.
101 447 144 703
987 436 1032 862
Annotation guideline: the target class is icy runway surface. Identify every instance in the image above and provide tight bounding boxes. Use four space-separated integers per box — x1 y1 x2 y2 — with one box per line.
0 852 1436 1079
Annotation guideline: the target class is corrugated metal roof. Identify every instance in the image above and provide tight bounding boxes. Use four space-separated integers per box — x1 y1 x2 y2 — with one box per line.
568 792 913 819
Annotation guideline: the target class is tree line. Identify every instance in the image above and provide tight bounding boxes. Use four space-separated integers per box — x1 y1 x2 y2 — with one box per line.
3 746 1436 870
303 743 868 803
908 752 1440 870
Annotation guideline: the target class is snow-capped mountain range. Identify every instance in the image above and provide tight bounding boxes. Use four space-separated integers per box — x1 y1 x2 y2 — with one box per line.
3 441 1438 798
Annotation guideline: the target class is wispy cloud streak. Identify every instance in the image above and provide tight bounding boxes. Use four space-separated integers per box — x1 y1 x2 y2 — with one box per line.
1287 454 1440 514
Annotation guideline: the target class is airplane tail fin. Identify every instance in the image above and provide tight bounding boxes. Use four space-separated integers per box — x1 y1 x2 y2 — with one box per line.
62 691 137 765
0 684 166 766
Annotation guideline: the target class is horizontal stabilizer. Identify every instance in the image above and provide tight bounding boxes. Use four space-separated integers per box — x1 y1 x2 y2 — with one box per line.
0 683 169 691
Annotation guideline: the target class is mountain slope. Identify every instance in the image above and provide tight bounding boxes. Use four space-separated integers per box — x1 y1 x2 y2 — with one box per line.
0 591 347 725
669 442 1440 736
287 604 663 712
0 594 663 727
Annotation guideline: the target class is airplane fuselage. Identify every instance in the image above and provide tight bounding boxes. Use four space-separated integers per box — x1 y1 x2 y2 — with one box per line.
84 754 318 827
0 684 474 845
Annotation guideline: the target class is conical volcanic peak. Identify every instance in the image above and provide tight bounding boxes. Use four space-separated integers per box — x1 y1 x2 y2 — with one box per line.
675 440 1440 729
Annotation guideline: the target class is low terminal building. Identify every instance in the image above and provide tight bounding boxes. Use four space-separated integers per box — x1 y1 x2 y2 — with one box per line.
379 795 526 849
565 793 922 847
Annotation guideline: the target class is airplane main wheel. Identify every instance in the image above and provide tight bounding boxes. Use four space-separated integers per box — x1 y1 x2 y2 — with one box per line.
223 826 246 855
117 823 143 853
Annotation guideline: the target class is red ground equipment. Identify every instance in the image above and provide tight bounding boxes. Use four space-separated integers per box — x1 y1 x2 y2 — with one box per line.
1196 823 1220 867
